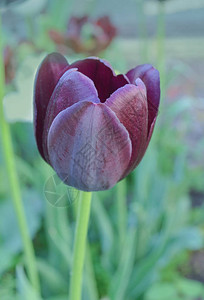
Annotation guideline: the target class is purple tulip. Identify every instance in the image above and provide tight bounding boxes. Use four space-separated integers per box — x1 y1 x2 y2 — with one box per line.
49 15 117 56
34 53 160 191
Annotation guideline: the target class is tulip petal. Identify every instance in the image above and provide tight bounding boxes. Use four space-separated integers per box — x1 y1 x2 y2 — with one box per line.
66 57 129 102
34 52 69 160
42 69 100 162
126 64 160 132
48 101 132 191
106 79 148 177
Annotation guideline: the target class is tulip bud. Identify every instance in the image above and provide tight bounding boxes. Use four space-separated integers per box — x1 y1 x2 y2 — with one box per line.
34 53 160 191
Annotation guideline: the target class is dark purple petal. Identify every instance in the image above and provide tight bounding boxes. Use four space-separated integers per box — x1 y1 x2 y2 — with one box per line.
42 69 100 162
65 57 129 102
106 79 148 177
34 53 68 160
47 101 132 191
126 64 160 132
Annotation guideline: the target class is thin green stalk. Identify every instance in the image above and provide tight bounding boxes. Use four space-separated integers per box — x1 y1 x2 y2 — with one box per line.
157 0 166 103
116 179 127 248
25 16 35 40
69 191 92 300
85 0 97 16
73 193 99 300
0 14 40 293
136 0 148 62
73 192 99 300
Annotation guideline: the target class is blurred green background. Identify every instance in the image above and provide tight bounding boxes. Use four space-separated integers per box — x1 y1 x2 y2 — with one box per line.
0 0 204 299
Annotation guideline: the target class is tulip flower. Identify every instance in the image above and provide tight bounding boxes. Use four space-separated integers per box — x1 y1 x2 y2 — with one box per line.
49 15 117 56
34 53 160 191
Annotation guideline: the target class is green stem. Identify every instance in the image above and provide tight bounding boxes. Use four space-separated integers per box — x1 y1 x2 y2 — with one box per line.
116 179 127 248
25 16 35 40
69 191 92 300
157 0 166 103
0 14 40 293
73 192 99 300
85 0 97 16
137 0 148 62
110 227 137 300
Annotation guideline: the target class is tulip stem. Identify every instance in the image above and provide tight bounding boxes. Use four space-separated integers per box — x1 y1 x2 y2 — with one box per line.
69 191 92 300
0 14 40 293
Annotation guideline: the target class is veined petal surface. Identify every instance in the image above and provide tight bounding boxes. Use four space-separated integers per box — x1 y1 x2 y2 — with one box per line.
48 101 132 191
126 64 160 132
42 69 100 162
106 79 148 176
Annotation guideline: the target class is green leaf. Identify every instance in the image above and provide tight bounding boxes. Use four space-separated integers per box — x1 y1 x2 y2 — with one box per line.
37 259 68 295
176 278 204 298
110 227 137 300
0 190 43 274
16 266 42 300
92 195 114 253
145 283 179 300
0 274 18 300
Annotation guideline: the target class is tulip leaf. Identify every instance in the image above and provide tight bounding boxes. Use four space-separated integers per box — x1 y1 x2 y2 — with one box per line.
92 195 114 253
145 283 179 300
0 189 43 275
36 259 68 295
16 266 42 300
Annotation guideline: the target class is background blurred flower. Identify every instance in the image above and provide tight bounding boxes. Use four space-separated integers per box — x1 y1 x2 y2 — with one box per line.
34 53 160 191
3 46 15 84
49 15 117 56
3 53 45 122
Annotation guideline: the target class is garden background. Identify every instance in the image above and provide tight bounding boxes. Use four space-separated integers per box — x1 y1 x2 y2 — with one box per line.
0 0 204 299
